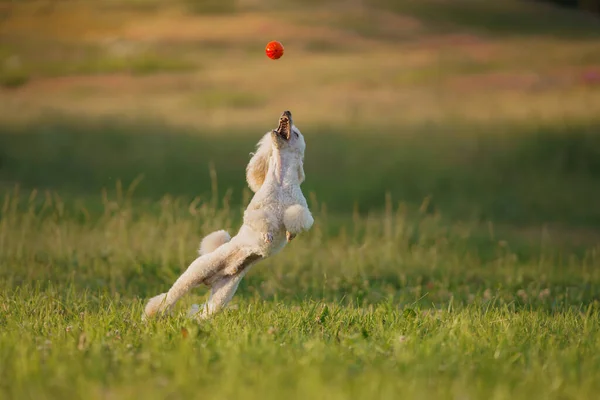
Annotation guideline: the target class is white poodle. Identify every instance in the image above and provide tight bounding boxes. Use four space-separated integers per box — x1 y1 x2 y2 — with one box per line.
143 111 314 320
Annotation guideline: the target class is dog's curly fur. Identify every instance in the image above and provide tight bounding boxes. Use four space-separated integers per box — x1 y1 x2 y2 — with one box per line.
143 111 313 320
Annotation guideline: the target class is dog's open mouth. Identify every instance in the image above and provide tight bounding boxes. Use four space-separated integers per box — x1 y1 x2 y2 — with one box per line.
275 111 292 140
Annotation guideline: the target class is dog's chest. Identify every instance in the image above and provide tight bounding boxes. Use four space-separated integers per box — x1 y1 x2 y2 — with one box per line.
256 184 298 207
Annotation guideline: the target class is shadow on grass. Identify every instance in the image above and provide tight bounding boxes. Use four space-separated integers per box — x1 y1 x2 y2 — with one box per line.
1 114 600 229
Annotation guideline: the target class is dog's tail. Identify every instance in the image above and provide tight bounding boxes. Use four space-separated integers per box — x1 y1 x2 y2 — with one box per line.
198 230 231 255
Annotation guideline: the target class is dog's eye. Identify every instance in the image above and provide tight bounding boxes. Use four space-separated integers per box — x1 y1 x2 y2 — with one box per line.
294 131 299 138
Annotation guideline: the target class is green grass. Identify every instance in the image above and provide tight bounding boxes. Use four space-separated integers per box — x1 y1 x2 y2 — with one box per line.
2 1 600 398
189 89 267 109
1 185 600 399
1 115 600 399
37 53 197 77
0 67 29 88
2 116 600 228
0 40 197 79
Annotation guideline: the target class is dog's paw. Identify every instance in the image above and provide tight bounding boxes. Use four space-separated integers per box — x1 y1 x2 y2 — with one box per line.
284 204 314 234
263 232 274 244
188 303 212 321
286 231 296 242
187 303 202 318
142 293 168 321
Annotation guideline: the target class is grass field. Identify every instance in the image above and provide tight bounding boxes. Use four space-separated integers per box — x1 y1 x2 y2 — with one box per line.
1 1 600 399
1 188 600 399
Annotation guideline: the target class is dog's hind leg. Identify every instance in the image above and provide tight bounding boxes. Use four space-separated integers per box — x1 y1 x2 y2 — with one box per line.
244 208 277 244
144 243 262 319
188 267 251 320
144 244 235 319
188 251 262 319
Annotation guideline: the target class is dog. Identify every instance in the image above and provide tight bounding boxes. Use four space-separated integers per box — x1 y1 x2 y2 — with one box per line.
143 110 314 320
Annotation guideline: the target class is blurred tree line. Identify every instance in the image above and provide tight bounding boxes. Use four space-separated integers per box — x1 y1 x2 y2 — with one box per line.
542 0 600 13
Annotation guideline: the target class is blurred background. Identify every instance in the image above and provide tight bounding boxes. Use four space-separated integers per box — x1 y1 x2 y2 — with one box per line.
1 0 600 241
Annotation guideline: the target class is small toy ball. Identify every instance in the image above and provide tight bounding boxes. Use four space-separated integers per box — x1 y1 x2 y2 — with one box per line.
265 41 284 60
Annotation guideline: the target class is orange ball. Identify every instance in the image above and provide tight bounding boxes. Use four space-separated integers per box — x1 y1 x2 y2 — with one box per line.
265 41 284 60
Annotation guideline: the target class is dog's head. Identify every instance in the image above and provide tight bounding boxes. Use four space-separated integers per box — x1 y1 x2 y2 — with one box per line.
246 110 306 192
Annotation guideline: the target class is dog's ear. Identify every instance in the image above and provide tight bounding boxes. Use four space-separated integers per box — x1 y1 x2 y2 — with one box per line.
246 132 272 192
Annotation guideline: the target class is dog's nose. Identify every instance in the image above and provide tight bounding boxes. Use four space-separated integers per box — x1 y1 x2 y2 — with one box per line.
281 110 292 118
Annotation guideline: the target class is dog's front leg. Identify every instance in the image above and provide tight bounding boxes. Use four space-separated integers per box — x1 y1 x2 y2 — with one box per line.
283 204 314 242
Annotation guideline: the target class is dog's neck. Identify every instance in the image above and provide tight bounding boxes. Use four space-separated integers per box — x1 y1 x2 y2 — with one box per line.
267 149 299 187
